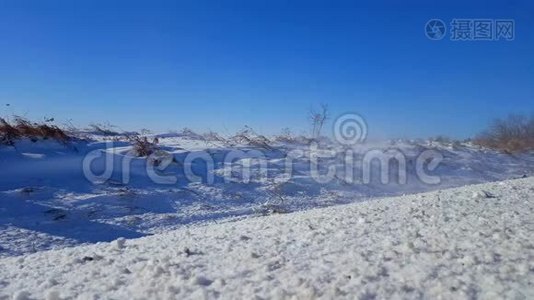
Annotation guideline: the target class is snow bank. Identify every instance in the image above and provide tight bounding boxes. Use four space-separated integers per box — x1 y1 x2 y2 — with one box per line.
1 177 533 299
2 137 534 257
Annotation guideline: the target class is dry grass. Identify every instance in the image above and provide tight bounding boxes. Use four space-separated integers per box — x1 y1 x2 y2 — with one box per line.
127 135 159 157
88 123 120 136
0 117 70 145
273 128 298 144
231 127 274 150
474 114 534 153
202 131 227 143
180 128 203 140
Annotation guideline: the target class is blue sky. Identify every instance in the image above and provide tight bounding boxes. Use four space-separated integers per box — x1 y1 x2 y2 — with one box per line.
0 0 533 139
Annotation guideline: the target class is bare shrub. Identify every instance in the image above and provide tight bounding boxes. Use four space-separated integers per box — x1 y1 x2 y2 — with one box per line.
474 114 534 153
309 103 328 139
128 135 158 157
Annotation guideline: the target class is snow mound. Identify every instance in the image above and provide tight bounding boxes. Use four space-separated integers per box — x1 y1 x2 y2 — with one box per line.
1 177 533 299
1 137 534 257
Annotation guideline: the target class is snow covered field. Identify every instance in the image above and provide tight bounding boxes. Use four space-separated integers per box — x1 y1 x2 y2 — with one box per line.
1 133 533 257
0 176 533 299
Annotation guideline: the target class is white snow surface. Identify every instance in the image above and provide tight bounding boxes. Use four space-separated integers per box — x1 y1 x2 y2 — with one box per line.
1 136 534 257
0 177 533 299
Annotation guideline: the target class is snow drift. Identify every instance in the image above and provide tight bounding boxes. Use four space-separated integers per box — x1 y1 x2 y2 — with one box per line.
1 136 533 257
0 177 533 299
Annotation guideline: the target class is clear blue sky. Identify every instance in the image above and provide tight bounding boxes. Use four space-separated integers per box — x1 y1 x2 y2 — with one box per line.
0 0 533 139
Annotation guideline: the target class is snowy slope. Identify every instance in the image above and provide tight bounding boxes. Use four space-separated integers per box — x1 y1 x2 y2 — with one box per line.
1 137 534 257
1 177 533 299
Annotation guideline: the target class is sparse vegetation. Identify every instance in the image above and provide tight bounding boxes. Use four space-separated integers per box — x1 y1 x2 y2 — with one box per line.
474 114 534 153
309 104 328 139
431 135 453 144
128 135 159 157
0 117 70 145
180 128 203 140
202 130 227 143
231 126 274 150
88 123 120 136
274 128 297 143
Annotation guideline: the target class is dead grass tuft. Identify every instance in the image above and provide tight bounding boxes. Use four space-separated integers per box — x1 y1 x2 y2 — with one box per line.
231 126 274 150
127 135 159 157
0 117 70 145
